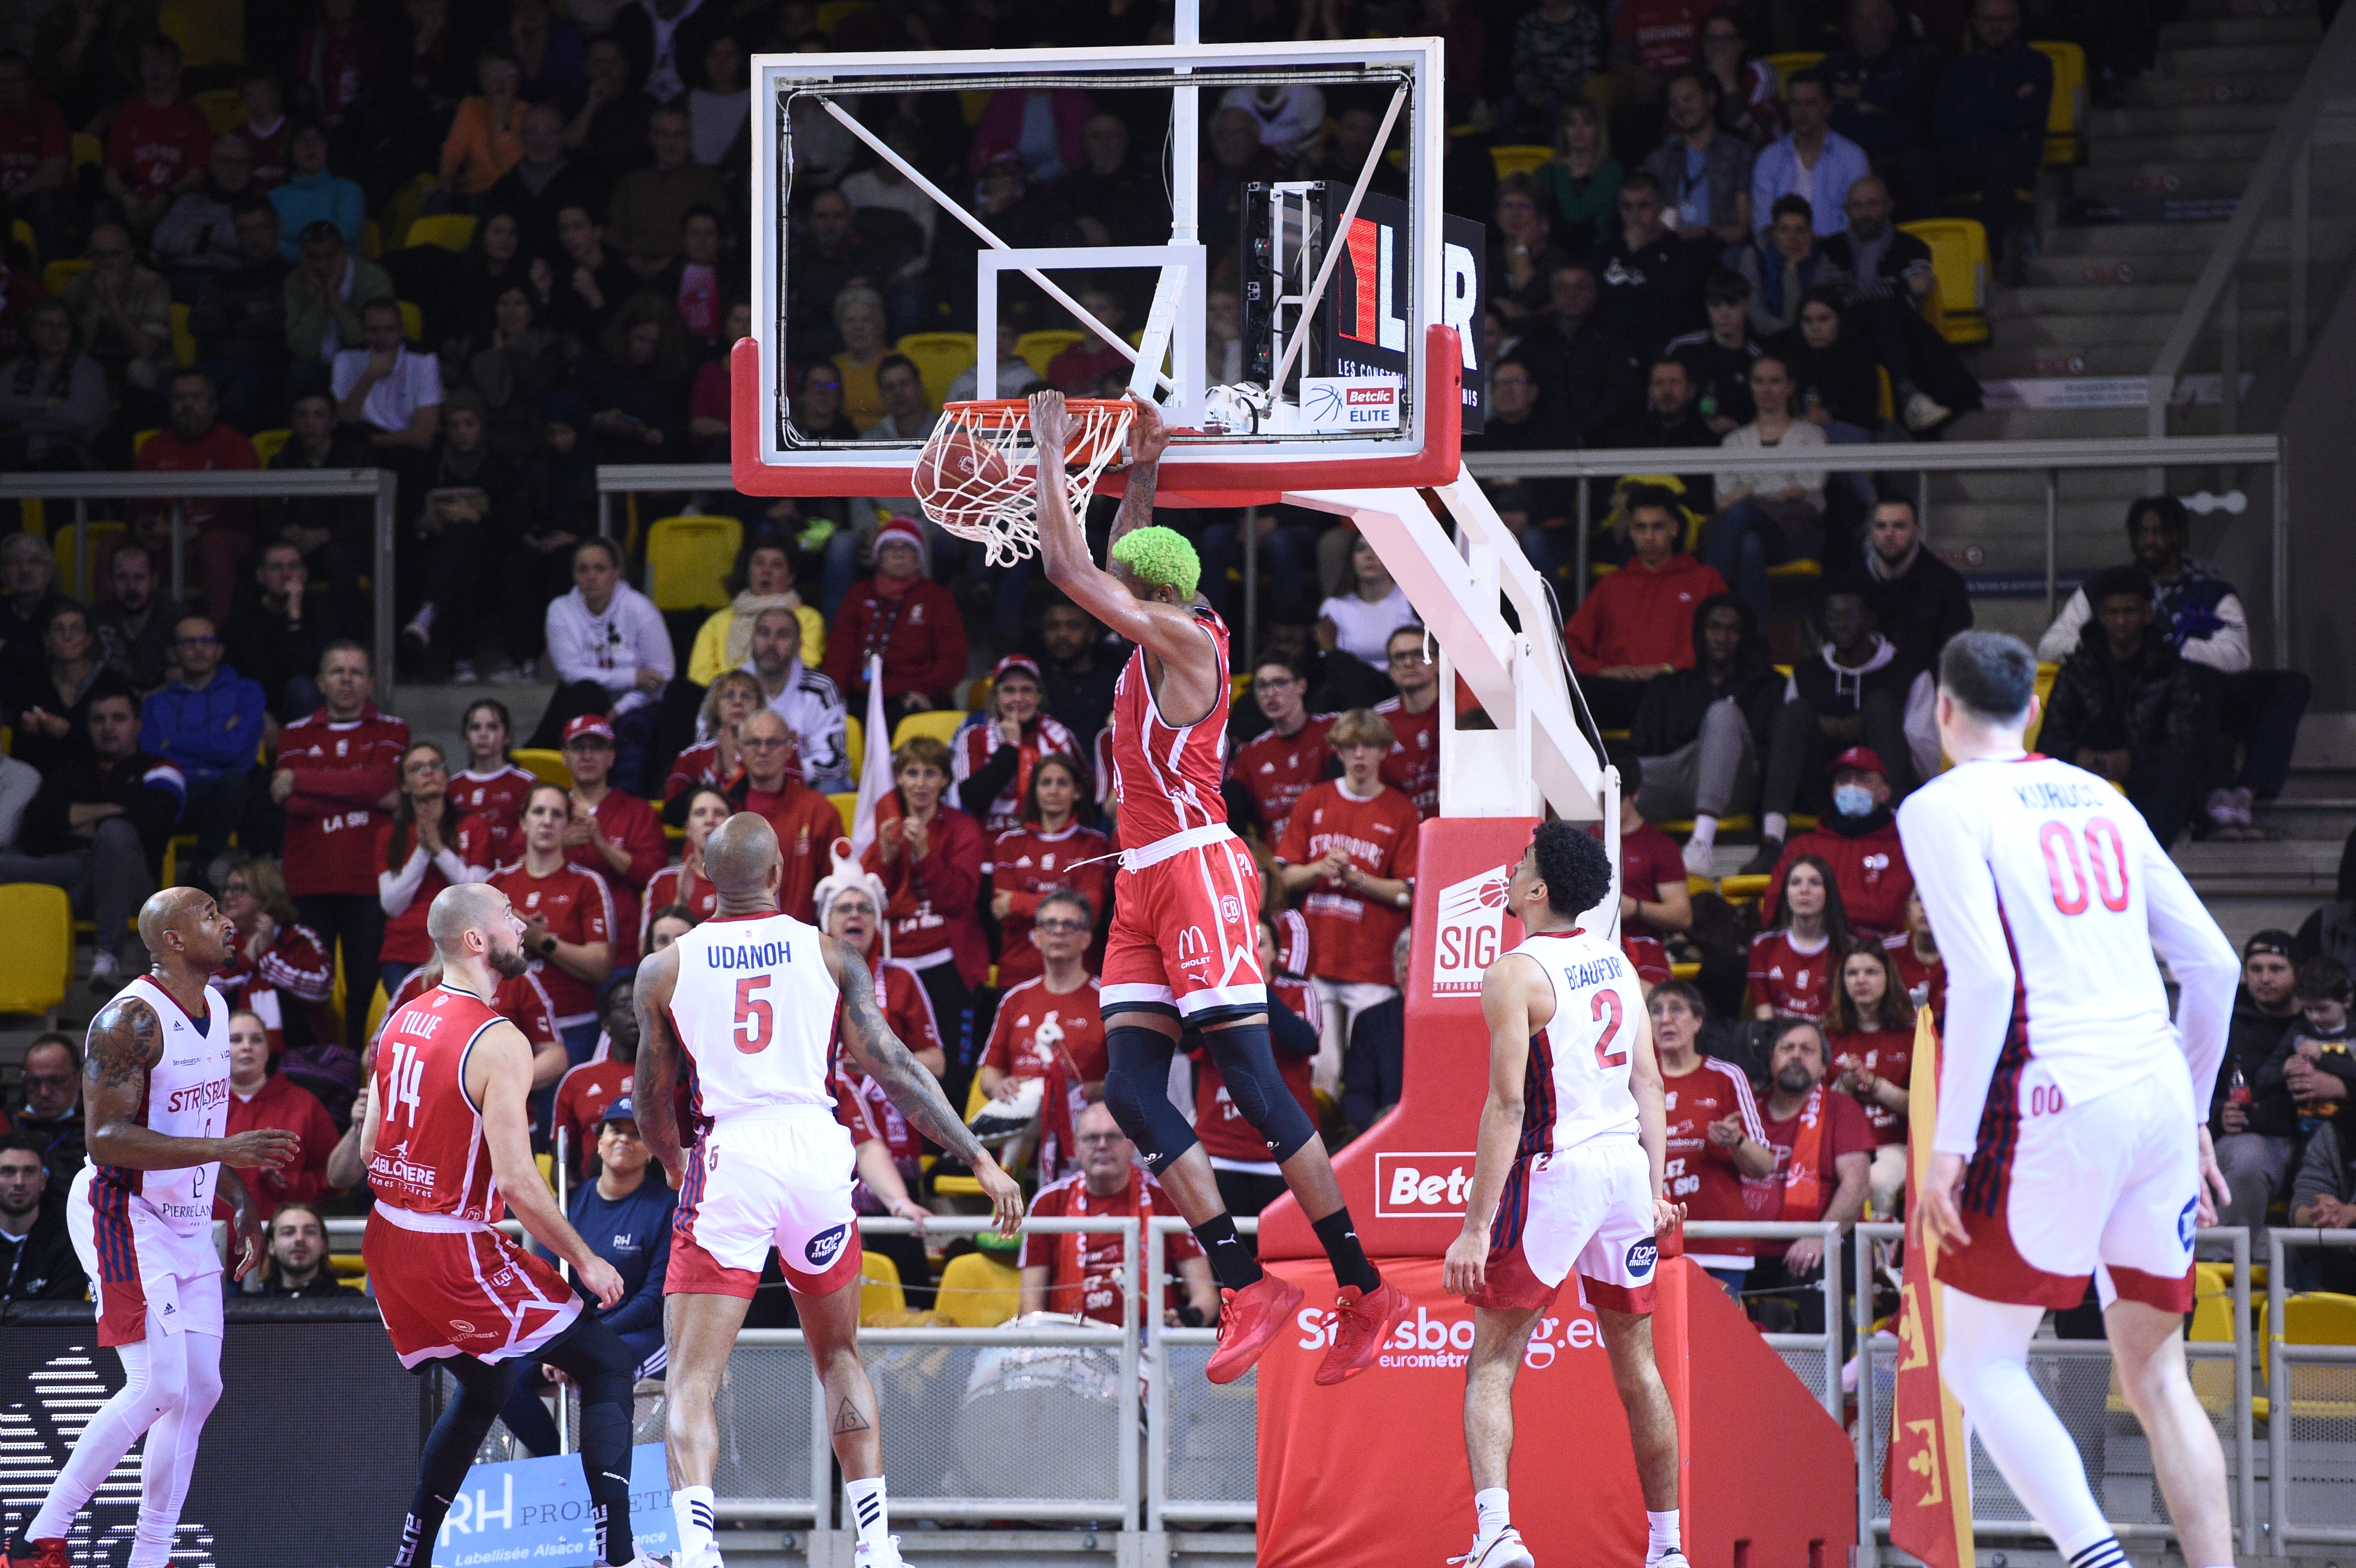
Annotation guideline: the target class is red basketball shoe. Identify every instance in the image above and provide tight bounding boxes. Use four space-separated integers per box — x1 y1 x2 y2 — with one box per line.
4 1530 69 1568
1205 1272 1305 1384
1313 1278 1411 1386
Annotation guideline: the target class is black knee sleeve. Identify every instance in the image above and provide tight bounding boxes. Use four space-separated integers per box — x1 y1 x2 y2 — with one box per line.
1204 1022 1319 1162
1102 1024 1197 1173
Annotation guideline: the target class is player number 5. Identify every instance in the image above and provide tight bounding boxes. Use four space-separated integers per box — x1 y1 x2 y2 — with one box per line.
1592 990 1627 1069
733 975 774 1054
2039 817 2131 916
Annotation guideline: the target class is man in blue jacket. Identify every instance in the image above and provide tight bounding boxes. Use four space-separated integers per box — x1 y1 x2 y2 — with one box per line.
1933 0 2051 261
138 612 266 887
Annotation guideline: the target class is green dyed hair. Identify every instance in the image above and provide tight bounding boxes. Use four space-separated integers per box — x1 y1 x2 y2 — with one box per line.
1109 525 1201 599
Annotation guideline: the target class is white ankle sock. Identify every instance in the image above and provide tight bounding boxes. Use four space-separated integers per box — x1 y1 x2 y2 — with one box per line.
1763 812 1789 843
1474 1487 1511 1539
1690 816 1718 849
1647 1508 1681 1561
846 1475 890 1549
672 1484 715 1561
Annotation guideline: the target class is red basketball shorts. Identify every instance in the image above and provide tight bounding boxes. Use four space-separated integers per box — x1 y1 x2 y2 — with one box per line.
364 1205 582 1368
1101 826 1267 1024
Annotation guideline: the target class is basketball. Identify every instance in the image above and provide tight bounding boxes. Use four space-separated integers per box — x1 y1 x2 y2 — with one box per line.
913 426 1010 507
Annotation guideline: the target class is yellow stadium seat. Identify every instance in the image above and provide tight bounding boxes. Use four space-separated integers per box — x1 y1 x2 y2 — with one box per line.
132 427 161 459
1489 144 1553 180
195 87 248 133
644 514 743 611
2254 1291 2356 1423
843 715 863 780
360 219 381 259
365 981 389 1042
968 676 993 713
250 427 292 466
1766 558 1821 579
405 214 477 253
2031 41 2086 164
1764 51 1826 82
396 300 423 342
170 302 197 367
1669 962 1701 980
937 1251 1022 1328
1898 219 1990 345
1718 873 1773 900
52 519 125 601
1014 330 1084 382
161 834 197 888
895 331 978 408
816 0 864 35
860 1251 906 1323
71 134 100 170
0 884 74 1015
10 218 35 271
513 748 572 788
890 709 968 754
829 791 859 826
2023 661 2059 748
931 1074 993 1197
44 257 89 296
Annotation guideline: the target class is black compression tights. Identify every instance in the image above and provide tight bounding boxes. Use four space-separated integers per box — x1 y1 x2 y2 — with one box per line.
393 1315 639 1567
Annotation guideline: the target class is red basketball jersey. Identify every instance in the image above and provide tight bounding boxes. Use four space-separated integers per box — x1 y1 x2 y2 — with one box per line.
368 983 513 1223
1107 604 1234 847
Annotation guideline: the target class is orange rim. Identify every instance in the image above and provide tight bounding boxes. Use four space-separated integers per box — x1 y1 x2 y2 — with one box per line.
940 397 1134 464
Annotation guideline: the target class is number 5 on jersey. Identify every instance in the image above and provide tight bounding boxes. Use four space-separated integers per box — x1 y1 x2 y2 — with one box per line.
734 975 774 1054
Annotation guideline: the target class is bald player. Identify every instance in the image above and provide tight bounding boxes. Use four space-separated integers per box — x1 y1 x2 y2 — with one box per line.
1032 388 1407 1386
361 882 654 1568
8 890 297 1568
636 813 1022 1568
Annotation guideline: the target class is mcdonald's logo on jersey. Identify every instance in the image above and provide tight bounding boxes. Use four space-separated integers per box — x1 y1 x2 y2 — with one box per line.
1178 927 1211 960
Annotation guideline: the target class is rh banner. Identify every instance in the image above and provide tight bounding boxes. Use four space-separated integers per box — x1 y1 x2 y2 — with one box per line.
433 1442 676 1568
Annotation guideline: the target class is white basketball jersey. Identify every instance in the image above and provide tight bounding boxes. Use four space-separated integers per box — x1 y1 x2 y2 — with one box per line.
666 912 839 1121
1898 753 2237 1158
1507 926 1643 1158
116 975 231 1233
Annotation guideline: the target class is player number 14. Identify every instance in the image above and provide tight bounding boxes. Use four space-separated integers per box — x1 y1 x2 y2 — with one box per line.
2039 817 2130 916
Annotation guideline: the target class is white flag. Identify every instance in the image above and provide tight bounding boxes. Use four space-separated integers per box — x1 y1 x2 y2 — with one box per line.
848 653 893 860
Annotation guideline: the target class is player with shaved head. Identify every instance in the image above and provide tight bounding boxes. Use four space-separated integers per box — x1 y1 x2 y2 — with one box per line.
1032 387 1408 1386
360 881 654 1568
636 812 1023 1568
8 889 298 1568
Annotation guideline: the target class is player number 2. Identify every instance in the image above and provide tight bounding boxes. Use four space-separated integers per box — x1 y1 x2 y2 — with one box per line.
1592 990 1627 1069
2039 818 2131 916
733 975 774 1054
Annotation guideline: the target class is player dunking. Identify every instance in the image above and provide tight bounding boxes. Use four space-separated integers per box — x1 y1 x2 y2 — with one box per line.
1032 388 1408 1384
1444 825 1687 1568
1902 632 2240 1568
360 883 654 1568
7 890 296 1568
634 814 1024 1568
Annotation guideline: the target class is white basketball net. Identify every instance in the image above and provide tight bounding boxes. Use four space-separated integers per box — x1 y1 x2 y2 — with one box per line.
912 399 1135 568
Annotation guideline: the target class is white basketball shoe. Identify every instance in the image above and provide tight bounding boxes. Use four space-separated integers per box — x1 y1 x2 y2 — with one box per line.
1450 1526 1536 1568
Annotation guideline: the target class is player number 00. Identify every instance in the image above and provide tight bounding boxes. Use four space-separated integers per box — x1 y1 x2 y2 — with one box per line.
2038 817 2131 917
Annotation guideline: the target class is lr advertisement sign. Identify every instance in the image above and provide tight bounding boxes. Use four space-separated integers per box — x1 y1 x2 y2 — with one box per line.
1320 193 1486 433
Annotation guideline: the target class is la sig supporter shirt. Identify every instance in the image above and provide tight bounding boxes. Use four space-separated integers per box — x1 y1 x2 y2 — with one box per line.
277 706 410 898
1747 928 1834 1019
1374 696 1439 818
642 862 718 945
1829 1026 1913 1145
984 822 1110 989
0 96 68 196
135 423 255 534
450 763 537 869
374 812 493 966
741 782 842 926
215 921 335 1055
1661 1058 1767 1266
1887 936 1947 1021
108 97 211 195
982 976 1107 1083
1277 779 1421 985
552 1057 635 1177
1020 1168 1202 1326
218 1071 341 1221
1228 715 1335 846
490 861 615 1025
567 788 667 964
1599 817 1688 985
1746 1088 1877 1253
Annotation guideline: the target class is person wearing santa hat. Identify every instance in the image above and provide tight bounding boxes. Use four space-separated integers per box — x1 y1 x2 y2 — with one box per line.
821 516 969 733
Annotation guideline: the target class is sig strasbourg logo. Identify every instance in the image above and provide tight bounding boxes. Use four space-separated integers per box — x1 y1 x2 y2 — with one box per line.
1430 864 1513 995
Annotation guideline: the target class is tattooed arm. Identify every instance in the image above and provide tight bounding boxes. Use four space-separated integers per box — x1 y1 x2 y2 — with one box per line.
824 933 1025 1234
631 943 689 1189
1104 394 1172 555
83 995 301 1173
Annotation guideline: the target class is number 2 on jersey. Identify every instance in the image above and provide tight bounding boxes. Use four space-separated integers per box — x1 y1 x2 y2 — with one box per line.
733 976 774 1054
1592 989 1627 1069
2039 817 2131 916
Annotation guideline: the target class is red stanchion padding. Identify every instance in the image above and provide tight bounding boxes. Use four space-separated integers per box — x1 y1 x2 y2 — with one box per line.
1257 816 1539 1262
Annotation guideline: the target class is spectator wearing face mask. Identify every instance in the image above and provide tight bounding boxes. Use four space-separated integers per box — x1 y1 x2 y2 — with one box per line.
1757 747 1912 939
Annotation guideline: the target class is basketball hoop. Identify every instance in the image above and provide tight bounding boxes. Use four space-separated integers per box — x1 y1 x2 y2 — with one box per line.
913 398 1136 567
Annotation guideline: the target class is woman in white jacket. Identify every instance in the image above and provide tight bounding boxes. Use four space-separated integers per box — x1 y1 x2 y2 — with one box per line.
531 536 674 757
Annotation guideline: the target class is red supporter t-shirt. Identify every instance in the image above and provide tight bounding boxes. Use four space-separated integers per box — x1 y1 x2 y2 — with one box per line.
860 800 987 984
1276 780 1421 985
136 423 256 536
1747 1087 1877 1254
1661 1057 1767 1263
642 862 718 944
1887 937 1946 1022
107 97 212 195
665 738 747 805
1762 823 1914 940
744 782 844 926
373 813 493 966
214 922 335 1055
1746 929 1834 1019
954 713 1084 835
833 1062 923 1206
1829 1026 1913 1144
380 966 561 1057
491 861 615 1024
551 1057 634 1176
1613 0 1710 73
217 1072 341 1221
1019 1168 1202 1326
450 764 535 867
242 114 290 188
982 976 1106 1082
570 788 667 965
1374 696 1440 818
1598 817 1687 983
984 822 1110 988
0 96 68 194
1229 715 1334 846
277 707 410 899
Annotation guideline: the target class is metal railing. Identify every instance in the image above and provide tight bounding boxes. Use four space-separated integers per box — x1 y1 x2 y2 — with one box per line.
2147 0 2356 440
2266 1228 2356 1547
1685 1219 1845 1418
0 468 402 694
